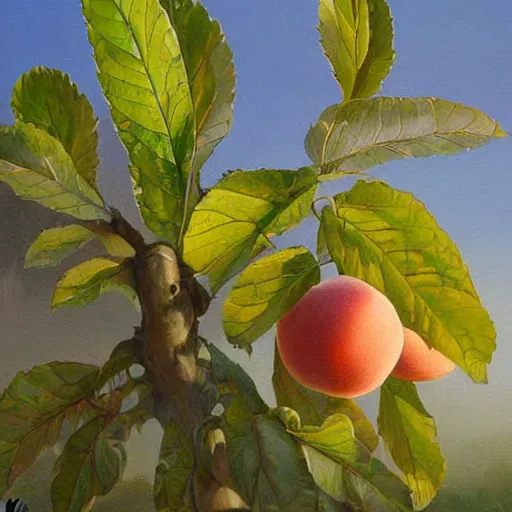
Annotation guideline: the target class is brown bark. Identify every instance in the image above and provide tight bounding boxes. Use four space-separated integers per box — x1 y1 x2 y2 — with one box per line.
133 243 247 511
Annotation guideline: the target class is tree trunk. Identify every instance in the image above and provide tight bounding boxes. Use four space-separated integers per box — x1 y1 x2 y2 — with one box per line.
134 243 248 511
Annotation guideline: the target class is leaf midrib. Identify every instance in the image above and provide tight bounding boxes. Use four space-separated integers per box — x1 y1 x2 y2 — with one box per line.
110 0 189 198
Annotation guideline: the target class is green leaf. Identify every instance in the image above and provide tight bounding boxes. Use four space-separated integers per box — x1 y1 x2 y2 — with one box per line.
51 258 138 311
11 67 100 191
161 0 236 175
0 362 100 494
287 414 359 466
305 98 507 178
207 341 268 417
272 346 379 453
222 246 320 351
82 0 196 248
224 414 319 510
96 339 140 391
51 415 127 512
318 0 395 100
183 167 318 293
303 446 413 511
153 422 194 512
378 378 445 510
320 180 496 382
25 225 135 269
0 123 109 220
25 225 96 268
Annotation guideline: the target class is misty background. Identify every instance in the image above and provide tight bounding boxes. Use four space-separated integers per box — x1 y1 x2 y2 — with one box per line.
1 0 511 509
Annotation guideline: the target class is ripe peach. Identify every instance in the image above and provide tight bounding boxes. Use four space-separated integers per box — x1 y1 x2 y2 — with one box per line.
276 275 404 398
391 327 456 381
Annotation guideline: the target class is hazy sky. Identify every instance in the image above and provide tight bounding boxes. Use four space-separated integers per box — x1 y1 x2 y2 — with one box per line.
1 0 511 502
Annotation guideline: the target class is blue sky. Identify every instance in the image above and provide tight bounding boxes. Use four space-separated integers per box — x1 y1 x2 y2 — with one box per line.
1 0 511 493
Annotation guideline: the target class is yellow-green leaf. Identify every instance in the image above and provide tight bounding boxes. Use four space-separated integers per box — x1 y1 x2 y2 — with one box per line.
183 167 318 293
83 0 196 247
288 414 359 466
51 258 138 311
25 225 135 269
378 378 445 510
161 0 236 175
223 247 320 351
0 362 100 494
318 0 395 100
305 98 507 178
272 346 379 453
25 225 96 268
0 124 109 221
303 446 413 511
11 67 100 192
320 180 496 383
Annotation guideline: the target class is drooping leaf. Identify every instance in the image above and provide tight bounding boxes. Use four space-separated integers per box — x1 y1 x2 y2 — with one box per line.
378 377 445 510
319 180 496 382
161 0 236 174
82 0 196 247
224 414 319 510
51 258 138 311
207 341 268 417
24 225 135 269
153 422 195 512
183 167 318 293
0 123 109 220
303 445 413 511
0 362 100 494
25 225 96 268
50 415 127 512
318 0 395 100
272 346 379 452
222 247 320 351
11 67 100 191
305 98 507 178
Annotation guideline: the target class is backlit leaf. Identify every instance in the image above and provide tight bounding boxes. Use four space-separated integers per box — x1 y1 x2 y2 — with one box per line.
183 167 318 293
11 67 100 191
25 225 96 268
25 225 135 269
222 247 320 351
0 124 109 221
0 362 99 494
161 0 236 174
318 0 395 100
305 98 507 178
83 0 196 247
272 347 379 453
51 258 138 311
303 446 413 511
287 414 359 466
320 180 496 383
51 415 127 512
378 378 445 510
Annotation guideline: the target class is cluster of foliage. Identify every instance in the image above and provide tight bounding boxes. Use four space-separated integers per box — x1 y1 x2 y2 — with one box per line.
0 0 506 510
